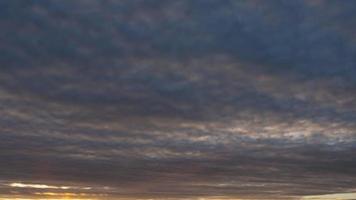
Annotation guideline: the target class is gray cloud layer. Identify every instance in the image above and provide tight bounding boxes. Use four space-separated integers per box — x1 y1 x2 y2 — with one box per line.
1 0 356 199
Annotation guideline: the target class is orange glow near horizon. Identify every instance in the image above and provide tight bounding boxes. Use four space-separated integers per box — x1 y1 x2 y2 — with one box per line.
0 199 98 200
4 182 356 200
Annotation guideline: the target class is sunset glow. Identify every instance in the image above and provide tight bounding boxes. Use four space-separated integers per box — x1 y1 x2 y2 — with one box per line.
7 183 71 190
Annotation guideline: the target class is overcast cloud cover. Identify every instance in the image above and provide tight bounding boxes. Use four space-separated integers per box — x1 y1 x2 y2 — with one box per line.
0 0 356 199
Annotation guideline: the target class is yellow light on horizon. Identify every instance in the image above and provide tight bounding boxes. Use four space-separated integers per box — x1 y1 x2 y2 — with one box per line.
6 182 93 191
8 183 71 190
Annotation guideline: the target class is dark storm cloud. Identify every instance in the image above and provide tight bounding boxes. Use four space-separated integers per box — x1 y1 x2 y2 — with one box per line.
1 0 356 199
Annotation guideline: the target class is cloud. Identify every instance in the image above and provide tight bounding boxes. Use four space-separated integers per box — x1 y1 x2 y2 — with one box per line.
0 0 356 199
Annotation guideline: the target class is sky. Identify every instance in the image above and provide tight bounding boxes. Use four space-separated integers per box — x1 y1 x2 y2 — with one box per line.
0 0 356 200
